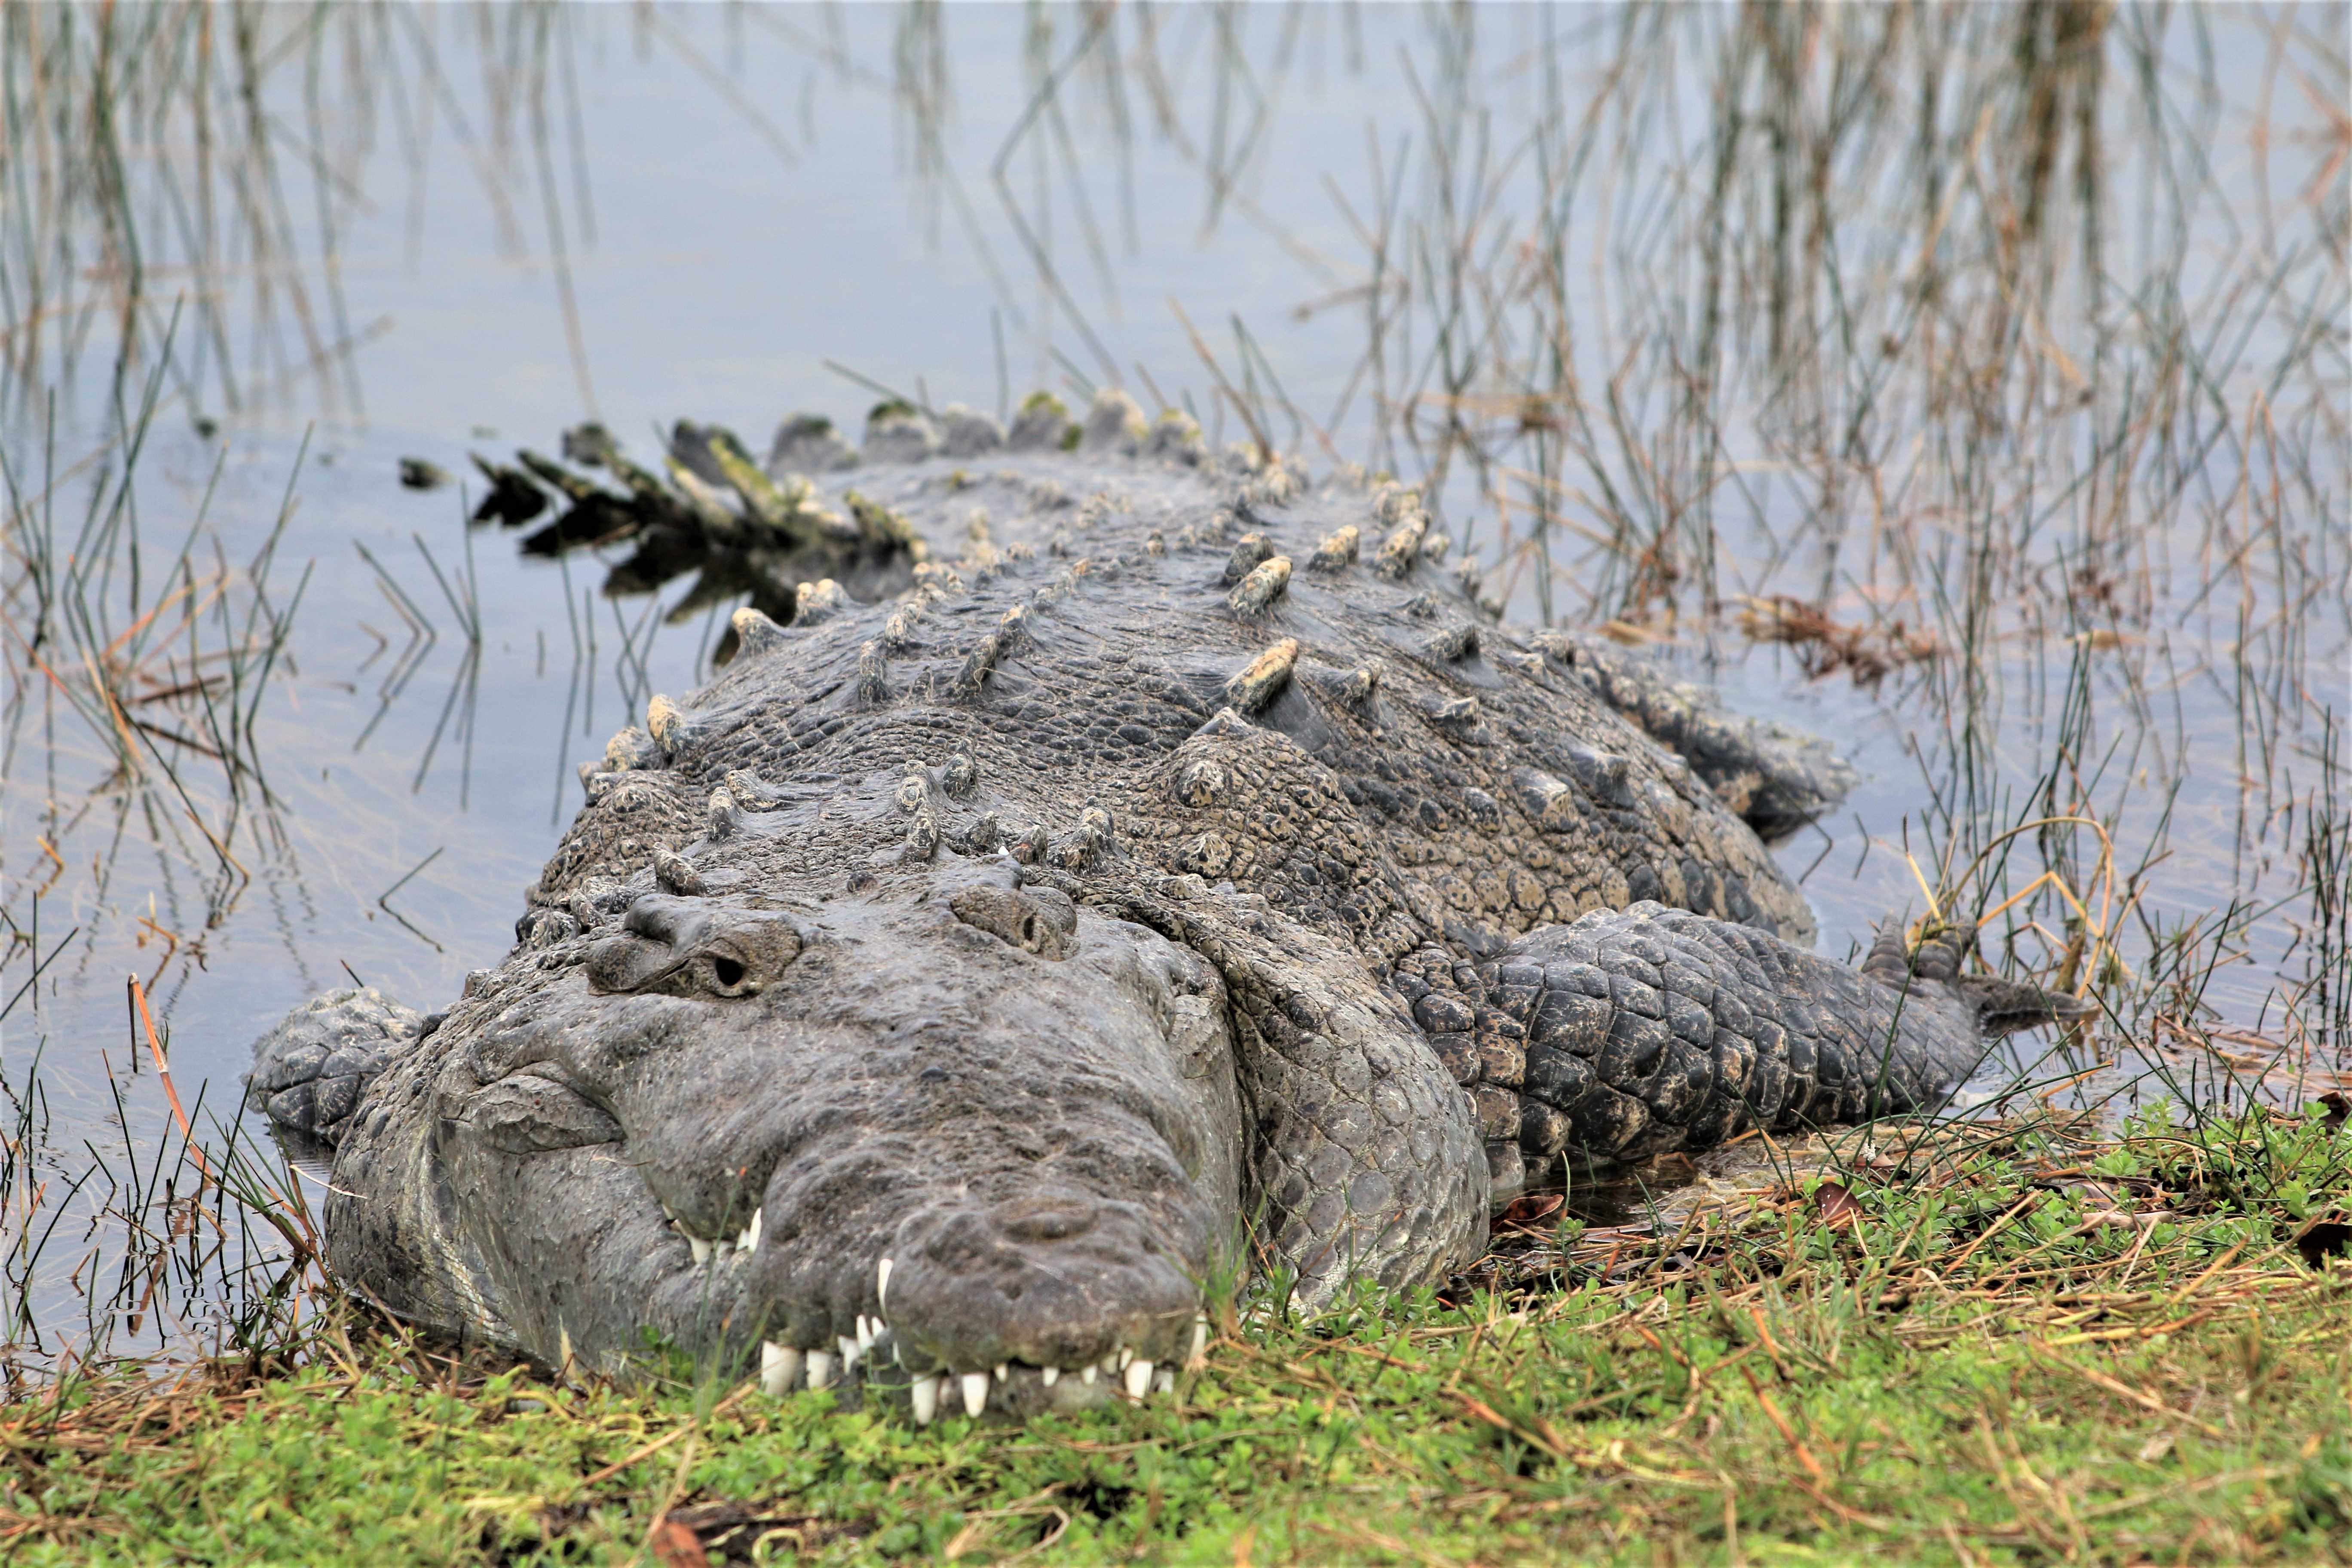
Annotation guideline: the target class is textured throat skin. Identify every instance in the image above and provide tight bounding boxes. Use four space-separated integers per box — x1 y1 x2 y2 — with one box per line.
249 392 2043 1416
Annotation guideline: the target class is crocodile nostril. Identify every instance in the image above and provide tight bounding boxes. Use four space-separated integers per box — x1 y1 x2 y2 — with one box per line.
949 886 1077 959
585 934 670 995
998 1204 1096 1243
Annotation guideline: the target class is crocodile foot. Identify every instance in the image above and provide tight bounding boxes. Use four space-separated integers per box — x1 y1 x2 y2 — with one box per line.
243 987 426 1153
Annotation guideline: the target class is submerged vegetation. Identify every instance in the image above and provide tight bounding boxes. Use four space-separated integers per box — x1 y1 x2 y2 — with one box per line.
1 1 2346 1562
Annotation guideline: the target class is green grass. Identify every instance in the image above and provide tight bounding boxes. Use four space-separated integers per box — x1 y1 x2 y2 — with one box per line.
5 1109 2347 1566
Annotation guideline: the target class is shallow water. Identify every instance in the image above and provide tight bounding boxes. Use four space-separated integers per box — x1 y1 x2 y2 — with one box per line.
3 3 2343 1366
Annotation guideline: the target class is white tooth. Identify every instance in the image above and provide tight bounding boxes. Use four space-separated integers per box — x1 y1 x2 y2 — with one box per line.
1041 1366 1060 1387
737 1227 753 1251
1081 1363 1097 1385
877 1256 894 1313
806 1348 836 1387
747 1207 763 1250
1155 1367 1176 1394
961 1372 989 1418
838 1335 861 1370
760 1341 803 1397
1124 1358 1155 1399
1116 1347 1134 1372
688 1237 712 1267
994 1363 1008 1383
910 1374 940 1425
1189 1315 1210 1366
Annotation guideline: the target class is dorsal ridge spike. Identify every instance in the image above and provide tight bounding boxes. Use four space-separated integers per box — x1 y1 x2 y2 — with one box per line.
706 787 741 840
723 767 786 812
652 845 705 896
1336 662 1381 709
1424 623 1479 663
1375 510 1429 578
1224 637 1302 714
1227 556 1293 617
729 606 790 659
855 640 891 704
795 578 846 624
1308 525 1360 571
646 694 689 756
1222 533 1276 585
953 629 1012 699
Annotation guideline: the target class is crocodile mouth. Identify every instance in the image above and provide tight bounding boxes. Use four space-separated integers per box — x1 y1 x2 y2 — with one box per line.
656 1241 1208 1419
653 1178 1207 1418
731 1246 1212 1421
649 1141 1221 1420
763 1341 1207 1422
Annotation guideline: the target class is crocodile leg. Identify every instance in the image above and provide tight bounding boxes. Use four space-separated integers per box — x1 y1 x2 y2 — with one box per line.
1104 890 1489 1305
1397 902 2087 1200
244 987 428 1154
1534 631 1860 841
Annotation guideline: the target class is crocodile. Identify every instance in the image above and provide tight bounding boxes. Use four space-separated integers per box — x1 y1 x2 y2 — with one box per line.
248 390 2084 1421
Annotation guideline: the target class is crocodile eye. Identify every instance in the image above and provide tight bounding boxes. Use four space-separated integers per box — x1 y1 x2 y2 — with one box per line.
1020 913 1041 951
691 949 757 1001
690 926 796 998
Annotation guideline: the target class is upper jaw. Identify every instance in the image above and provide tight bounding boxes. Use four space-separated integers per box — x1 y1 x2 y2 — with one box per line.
650 1097 1231 1369
736 1236 1216 1422
647 1169 1223 1422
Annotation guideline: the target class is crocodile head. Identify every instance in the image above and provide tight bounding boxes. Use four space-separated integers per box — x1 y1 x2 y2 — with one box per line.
349 858 1245 1419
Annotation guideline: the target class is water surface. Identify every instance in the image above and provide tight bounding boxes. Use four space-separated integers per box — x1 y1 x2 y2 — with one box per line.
3 3 2343 1367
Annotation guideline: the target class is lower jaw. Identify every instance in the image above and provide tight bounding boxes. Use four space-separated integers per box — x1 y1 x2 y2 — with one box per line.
756 1322 1203 1423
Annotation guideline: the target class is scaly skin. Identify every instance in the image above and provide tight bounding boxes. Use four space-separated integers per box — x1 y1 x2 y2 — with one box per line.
249 391 2078 1419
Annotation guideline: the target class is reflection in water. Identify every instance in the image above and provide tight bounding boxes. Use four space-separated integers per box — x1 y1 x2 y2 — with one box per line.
1 3 2344 1373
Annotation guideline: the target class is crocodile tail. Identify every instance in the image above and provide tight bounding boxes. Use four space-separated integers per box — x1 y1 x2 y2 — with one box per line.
1952 974 2096 1037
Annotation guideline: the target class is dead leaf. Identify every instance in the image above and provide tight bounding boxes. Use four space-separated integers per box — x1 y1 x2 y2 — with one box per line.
2136 1430 2175 1463
2075 1208 2177 1232
1732 594 1939 683
2319 1090 2349 1130
648 1516 710 1568
1813 1181 1862 1229
2054 1179 2122 1206
1494 1193 1565 1233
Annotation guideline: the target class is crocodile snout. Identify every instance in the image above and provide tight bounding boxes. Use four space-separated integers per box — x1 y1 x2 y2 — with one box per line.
839 1192 1210 1420
996 1199 1095 1242
633 891 1251 1421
